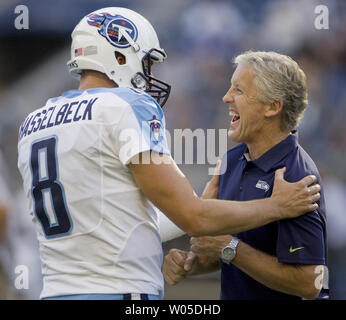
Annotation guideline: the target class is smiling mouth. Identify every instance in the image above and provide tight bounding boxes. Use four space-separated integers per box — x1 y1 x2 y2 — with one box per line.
229 111 240 124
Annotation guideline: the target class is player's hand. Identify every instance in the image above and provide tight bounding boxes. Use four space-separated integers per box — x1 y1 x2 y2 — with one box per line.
271 167 320 219
163 249 197 285
190 235 232 258
201 160 222 199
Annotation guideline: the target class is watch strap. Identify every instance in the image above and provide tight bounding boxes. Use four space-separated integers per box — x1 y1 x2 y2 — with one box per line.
229 237 240 251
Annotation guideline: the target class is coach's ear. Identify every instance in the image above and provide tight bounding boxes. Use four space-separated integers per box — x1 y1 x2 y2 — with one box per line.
264 100 283 118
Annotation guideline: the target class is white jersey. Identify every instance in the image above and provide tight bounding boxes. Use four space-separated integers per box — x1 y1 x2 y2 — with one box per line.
17 87 170 299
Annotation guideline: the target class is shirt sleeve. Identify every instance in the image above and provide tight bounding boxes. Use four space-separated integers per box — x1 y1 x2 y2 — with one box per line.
276 210 326 265
113 93 171 165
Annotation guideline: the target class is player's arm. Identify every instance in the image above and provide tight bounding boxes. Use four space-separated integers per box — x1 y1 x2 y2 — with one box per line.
128 152 320 237
158 209 185 242
163 165 227 284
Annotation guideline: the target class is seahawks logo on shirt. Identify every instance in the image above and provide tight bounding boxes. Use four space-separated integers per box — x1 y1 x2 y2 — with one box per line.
255 179 270 192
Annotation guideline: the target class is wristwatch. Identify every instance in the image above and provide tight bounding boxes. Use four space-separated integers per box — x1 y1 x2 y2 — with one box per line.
221 237 240 264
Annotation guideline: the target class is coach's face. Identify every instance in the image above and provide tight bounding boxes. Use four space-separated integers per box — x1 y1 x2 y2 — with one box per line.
223 64 268 144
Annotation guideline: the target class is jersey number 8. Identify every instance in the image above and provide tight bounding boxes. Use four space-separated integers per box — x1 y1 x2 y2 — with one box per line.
30 136 73 238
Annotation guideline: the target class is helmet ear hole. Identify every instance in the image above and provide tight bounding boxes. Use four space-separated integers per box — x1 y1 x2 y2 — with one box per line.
114 51 126 65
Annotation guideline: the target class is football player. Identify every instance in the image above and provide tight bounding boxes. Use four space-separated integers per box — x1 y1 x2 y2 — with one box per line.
17 7 320 300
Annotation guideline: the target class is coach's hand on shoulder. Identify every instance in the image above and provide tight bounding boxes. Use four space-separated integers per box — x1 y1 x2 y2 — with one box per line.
201 160 221 200
163 249 197 285
272 167 320 219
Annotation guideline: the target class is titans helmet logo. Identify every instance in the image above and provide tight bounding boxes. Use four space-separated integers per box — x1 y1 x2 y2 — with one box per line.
87 12 138 48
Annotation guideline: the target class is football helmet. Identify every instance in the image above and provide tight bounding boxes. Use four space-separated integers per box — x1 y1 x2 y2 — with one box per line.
67 7 171 106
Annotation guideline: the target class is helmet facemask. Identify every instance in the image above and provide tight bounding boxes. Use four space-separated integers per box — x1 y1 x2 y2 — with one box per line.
131 48 171 107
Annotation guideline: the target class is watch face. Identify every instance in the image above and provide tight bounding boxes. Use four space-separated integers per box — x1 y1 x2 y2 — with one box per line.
222 247 235 262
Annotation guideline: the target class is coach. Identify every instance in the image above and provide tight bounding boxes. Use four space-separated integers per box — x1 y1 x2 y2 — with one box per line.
163 51 328 300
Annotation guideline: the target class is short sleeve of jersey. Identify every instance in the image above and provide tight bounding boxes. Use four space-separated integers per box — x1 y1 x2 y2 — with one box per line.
276 210 326 265
112 90 171 165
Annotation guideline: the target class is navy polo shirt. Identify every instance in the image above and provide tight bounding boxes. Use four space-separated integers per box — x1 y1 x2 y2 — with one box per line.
219 134 328 300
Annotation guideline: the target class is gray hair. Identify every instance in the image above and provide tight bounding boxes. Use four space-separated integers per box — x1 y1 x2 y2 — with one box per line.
234 51 308 132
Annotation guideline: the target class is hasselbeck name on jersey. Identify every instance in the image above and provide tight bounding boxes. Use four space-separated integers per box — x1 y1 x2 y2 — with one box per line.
18 95 98 141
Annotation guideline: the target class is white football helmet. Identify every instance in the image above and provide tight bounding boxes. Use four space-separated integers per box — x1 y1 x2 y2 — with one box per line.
67 7 171 106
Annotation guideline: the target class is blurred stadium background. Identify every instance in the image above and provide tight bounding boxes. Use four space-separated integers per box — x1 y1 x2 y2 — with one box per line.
0 0 345 300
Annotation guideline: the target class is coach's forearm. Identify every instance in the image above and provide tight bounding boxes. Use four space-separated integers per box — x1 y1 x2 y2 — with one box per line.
232 241 321 299
188 197 280 236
